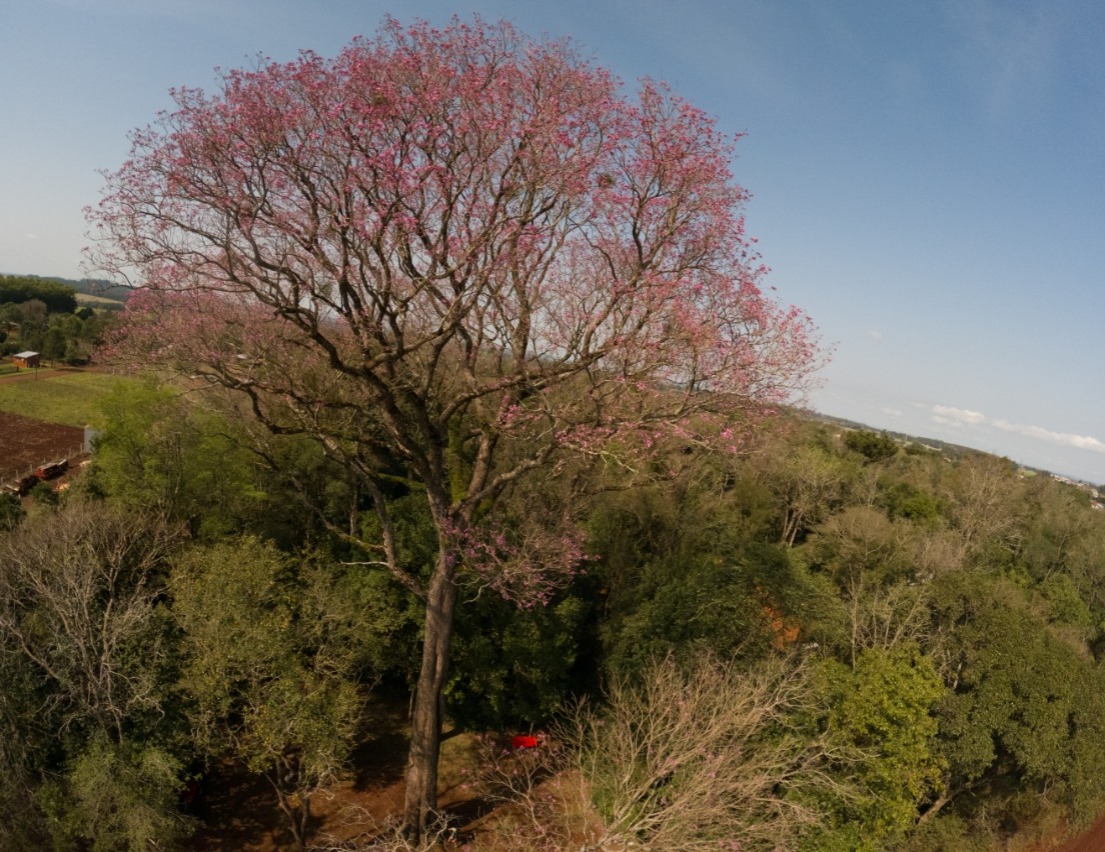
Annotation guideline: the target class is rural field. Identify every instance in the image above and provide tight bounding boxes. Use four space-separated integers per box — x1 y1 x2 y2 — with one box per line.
0 369 126 484
0 369 127 426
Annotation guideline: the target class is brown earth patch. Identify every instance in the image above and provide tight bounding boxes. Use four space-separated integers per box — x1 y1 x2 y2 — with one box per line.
1055 813 1105 852
181 701 588 851
0 410 85 485
183 724 486 852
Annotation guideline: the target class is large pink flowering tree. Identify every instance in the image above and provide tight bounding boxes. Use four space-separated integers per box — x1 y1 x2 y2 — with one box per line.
88 17 819 835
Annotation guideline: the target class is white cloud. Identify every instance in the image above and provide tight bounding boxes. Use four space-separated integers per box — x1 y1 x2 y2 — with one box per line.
932 404 987 426
866 329 884 341
928 404 1105 456
991 420 1105 454
880 407 903 417
24 234 38 240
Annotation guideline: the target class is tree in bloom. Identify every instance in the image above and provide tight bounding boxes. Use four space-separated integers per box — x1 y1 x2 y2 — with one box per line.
87 16 820 836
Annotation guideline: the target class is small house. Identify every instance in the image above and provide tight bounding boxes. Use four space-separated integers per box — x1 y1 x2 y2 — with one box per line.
12 351 40 369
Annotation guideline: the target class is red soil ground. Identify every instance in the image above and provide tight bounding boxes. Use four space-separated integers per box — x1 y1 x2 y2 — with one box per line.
181 695 593 852
1057 813 1105 852
183 714 407 851
0 409 85 486
183 725 500 851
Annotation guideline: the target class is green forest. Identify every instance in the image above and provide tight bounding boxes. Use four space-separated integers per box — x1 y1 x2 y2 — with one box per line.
4 378 1105 851
0 274 117 365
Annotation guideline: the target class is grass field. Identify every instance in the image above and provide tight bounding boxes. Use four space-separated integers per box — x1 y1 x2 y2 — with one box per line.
0 371 130 427
75 292 126 309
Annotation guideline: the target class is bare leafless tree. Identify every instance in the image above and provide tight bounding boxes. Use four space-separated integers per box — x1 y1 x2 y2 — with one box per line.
566 653 853 852
0 501 182 742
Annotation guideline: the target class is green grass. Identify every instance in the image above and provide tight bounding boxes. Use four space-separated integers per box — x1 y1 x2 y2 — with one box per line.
0 371 131 426
75 292 126 308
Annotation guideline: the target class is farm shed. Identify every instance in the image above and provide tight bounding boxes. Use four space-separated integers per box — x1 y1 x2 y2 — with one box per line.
12 351 40 369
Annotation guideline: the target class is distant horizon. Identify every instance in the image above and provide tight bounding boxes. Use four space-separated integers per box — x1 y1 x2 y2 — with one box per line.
4 265 1102 488
808 405 1104 488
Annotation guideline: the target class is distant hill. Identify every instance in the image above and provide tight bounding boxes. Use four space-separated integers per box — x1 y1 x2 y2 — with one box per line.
805 410 972 458
806 409 1101 489
35 275 129 302
1 273 129 308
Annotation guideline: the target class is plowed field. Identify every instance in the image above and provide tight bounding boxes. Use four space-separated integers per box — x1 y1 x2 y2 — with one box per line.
0 410 85 484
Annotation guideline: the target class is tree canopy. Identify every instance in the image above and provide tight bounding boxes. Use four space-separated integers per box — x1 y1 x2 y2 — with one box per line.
4 378 1105 846
0 274 78 314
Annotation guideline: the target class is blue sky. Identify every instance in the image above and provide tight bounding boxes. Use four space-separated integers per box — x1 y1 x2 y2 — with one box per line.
3 0 1104 481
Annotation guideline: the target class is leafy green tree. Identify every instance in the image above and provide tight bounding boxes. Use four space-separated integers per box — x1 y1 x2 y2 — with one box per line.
941 454 1025 569
41 324 68 361
814 646 946 849
15 298 48 352
843 430 900 464
304 556 423 685
170 537 363 850
88 378 385 548
590 480 831 677
879 480 945 527
803 505 914 590
356 486 588 729
448 590 590 730
0 491 24 530
1037 572 1094 650
1012 478 1105 645
88 381 270 539
0 274 78 312
757 444 855 547
46 735 191 852
33 311 110 365
900 815 990 852
928 573 1105 823
800 507 939 667
26 479 59 508
0 643 54 849
601 546 799 676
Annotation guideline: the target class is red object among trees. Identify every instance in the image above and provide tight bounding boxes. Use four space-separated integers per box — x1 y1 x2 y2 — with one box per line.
512 734 541 750
35 460 68 481
88 17 819 838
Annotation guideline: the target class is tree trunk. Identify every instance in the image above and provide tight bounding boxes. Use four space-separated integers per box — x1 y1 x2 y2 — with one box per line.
403 547 458 837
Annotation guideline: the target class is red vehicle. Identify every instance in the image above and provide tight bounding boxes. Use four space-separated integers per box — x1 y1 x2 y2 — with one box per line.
35 460 68 480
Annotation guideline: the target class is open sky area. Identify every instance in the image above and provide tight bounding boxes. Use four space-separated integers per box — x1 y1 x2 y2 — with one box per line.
2 0 1104 481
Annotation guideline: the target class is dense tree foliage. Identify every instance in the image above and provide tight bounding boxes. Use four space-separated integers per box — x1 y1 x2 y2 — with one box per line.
843 429 901 464
0 277 114 363
4 381 1105 848
170 537 364 849
0 274 78 313
0 503 192 850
